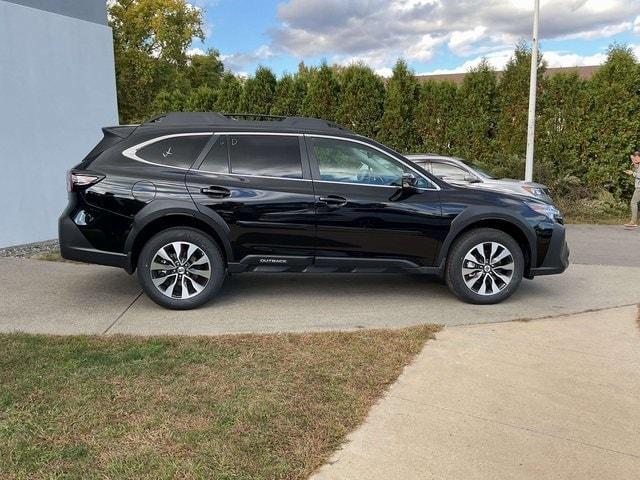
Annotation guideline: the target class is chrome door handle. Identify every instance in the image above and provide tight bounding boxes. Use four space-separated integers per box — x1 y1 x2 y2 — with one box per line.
201 186 230 198
318 195 348 207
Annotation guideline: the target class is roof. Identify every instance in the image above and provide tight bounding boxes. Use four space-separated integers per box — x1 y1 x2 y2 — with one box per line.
416 65 600 85
143 112 351 134
406 153 462 162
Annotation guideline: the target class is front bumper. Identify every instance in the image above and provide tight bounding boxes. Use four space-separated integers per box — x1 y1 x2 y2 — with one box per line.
528 223 569 276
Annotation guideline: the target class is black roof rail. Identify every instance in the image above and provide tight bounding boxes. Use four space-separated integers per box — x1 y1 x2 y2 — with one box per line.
142 112 351 133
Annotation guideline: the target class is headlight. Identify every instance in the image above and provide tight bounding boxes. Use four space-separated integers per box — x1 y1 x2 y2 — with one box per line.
522 185 546 197
526 201 561 221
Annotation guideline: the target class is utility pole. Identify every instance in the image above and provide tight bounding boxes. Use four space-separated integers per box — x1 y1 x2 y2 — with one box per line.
525 0 540 182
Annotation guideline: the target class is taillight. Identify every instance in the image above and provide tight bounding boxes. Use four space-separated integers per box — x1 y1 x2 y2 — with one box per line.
67 170 104 192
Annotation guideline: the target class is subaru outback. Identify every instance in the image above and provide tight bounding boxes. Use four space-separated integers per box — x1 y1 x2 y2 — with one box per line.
60 112 569 309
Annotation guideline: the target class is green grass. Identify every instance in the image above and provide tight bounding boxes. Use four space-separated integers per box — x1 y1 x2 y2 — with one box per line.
30 250 65 262
0 326 439 479
555 196 629 225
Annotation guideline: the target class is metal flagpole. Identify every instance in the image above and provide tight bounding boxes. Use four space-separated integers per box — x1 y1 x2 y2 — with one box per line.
525 0 540 182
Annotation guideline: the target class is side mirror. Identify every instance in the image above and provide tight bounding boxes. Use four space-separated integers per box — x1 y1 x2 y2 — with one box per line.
464 175 481 183
402 172 418 189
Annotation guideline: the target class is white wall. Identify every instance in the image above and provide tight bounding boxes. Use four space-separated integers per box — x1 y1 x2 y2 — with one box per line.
0 1 118 247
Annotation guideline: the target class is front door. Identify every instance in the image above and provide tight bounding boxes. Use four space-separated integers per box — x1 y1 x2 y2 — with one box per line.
306 135 443 268
186 133 316 269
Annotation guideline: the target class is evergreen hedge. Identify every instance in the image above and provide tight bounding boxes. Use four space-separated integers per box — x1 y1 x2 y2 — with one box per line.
149 44 640 214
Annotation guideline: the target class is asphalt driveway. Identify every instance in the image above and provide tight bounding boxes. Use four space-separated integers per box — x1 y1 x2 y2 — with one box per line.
0 225 638 336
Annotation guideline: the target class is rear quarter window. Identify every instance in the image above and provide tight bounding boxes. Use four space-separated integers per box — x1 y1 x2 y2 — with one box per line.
135 135 210 169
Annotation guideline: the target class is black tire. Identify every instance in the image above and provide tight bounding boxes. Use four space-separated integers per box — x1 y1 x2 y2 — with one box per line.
445 228 524 305
137 227 225 310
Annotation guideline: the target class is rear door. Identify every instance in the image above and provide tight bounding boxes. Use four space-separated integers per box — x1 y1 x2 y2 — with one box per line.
186 133 316 269
306 135 443 269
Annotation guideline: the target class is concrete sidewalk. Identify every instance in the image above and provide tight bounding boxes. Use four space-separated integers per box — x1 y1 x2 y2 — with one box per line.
312 305 640 480
1 255 640 335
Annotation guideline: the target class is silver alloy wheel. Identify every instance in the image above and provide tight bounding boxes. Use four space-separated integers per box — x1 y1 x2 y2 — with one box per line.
149 242 211 299
461 241 514 296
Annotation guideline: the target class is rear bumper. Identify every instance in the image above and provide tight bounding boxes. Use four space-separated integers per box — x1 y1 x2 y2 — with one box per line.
59 214 129 270
529 223 569 276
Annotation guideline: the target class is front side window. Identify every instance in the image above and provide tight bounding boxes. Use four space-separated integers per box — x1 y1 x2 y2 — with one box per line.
136 135 210 169
311 138 404 186
229 135 302 178
431 162 471 182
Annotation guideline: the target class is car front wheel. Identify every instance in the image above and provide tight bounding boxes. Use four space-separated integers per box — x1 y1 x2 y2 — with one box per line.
445 228 524 304
137 227 225 310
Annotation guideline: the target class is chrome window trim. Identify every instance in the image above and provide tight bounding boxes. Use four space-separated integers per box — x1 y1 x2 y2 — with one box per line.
218 132 304 137
122 132 213 170
195 170 312 182
123 131 441 191
313 180 401 189
306 134 441 191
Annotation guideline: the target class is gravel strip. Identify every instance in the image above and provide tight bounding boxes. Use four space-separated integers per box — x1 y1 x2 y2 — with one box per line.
0 239 60 258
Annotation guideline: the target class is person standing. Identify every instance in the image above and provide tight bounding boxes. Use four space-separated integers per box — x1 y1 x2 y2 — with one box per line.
624 151 640 228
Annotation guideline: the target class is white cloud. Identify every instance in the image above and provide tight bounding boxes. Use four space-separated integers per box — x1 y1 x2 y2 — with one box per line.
269 0 640 67
543 51 608 67
186 47 205 57
448 26 488 55
420 48 611 75
560 21 632 40
404 34 445 61
423 49 515 75
375 67 394 78
634 15 640 34
221 45 276 71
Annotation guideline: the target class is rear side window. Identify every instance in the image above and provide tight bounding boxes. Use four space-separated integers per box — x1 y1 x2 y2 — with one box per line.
136 135 210 169
229 135 302 178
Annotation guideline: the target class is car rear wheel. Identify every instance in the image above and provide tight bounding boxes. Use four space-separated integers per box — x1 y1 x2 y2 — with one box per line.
445 228 524 304
137 227 225 310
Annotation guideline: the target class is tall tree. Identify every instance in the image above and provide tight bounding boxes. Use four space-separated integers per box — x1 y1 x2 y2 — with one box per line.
213 72 243 113
270 73 307 116
378 59 419 152
336 64 385 137
537 72 589 188
450 59 498 165
187 49 224 89
302 63 340 121
108 0 205 123
415 79 457 156
185 85 218 111
151 88 187 115
585 44 640 197
239 66 277 114
495 43 546 169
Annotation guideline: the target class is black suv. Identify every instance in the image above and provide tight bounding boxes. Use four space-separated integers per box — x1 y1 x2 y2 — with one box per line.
60 112 569 309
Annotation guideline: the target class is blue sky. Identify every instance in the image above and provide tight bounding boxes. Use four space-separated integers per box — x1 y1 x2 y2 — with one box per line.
188 0 640 77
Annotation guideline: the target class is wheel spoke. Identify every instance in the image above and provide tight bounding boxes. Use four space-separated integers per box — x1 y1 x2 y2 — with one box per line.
188 267 210 279
156 247 174 265
477 274 488 294
189 256 209 267
492 249 512 265
492 270 511 284
489 242 500 262
185 275 205 294
151 260 171 271
153 273 176 289
186 243 199 264
171 242 184 262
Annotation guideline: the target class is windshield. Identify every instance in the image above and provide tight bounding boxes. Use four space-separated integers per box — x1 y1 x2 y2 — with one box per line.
466 163 494 180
